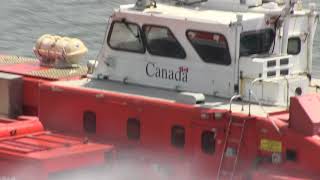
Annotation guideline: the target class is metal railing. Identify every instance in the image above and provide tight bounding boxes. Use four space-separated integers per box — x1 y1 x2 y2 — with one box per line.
248 78 281 134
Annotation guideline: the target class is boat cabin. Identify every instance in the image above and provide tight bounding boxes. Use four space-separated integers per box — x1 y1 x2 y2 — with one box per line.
93 0 319 106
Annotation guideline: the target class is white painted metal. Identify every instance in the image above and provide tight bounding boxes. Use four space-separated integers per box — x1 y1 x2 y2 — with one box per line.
239 55 292 79
204 0 262 11
92 0 318 106
176 92 205 104
307 3 319 75
241 75 309 106
94 4 267 98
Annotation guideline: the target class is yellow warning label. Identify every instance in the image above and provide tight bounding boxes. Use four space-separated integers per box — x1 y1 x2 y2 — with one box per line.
260 139 282 153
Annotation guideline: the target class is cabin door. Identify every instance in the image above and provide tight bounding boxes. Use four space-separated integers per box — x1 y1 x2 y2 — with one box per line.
190 122 222 180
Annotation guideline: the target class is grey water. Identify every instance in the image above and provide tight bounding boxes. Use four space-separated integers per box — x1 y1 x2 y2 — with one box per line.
0 0 319 77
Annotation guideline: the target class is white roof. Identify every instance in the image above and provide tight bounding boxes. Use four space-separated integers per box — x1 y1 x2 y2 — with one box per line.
118 4 266 25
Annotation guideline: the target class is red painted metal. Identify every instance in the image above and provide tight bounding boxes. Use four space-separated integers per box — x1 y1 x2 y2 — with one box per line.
0 116 43 138
0 62 45 75
289 94 320 135
0 131 114 180
22 77 45 116
252 170 320 180
36 80 320 179
2 55 320 179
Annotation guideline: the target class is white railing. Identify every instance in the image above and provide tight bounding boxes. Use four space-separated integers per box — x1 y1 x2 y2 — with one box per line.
240 55 293 79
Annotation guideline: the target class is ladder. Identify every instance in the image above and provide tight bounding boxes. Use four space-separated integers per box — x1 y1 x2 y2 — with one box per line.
216 115 247 180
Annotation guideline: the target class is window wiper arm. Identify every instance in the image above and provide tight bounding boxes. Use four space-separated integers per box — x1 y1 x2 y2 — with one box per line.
122 19 139 38
121 18 142 43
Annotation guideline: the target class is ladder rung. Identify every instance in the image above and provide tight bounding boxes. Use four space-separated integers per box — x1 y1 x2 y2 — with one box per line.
220 170 234 177
225 155 237 160
228 138 241 144
217 116 247 180
231 122 244 127
221 170 231 175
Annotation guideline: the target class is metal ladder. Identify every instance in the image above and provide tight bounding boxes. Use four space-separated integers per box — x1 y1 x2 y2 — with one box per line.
216 115 247 180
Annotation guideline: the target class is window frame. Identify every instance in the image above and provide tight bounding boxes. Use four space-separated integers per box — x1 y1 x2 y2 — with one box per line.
201 130 216 154
142 24 187 59
240 28 275 56
186 29 232 66
107 20 146 54
287 36 301 55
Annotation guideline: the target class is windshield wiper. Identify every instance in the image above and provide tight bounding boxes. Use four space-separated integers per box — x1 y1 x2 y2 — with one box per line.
121 18 141 41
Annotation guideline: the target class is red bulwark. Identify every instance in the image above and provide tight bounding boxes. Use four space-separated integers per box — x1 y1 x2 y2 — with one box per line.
289 94 320 135
0 131 114 180
0 55 88 116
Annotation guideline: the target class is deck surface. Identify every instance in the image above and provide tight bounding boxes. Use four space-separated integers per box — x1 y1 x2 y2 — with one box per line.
1 55 319 117
55 78 320 116
54 79 296 117
0 55 87 80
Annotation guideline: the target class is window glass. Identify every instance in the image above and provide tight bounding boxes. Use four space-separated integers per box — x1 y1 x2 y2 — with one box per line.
108 21 145 53
201 131 215 154
240 29 275 56
143 25 186 59
187 30 231 65
127 118 141 140
171 125 185 148
287 37 301 55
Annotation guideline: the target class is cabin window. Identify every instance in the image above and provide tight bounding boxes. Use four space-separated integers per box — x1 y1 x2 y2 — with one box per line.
240 29 275 56
108 21 145 53
83 111 96 133
143 25 186 59
287 37 301 55
127 118 141 140
201 131 216 154
171 125 185 148
186 30 231 65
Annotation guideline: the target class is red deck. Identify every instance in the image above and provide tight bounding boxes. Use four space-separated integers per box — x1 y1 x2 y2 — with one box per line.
0 55 87 81
0 113 114 180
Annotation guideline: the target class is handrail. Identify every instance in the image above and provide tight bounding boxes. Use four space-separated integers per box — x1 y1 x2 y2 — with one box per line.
248 78 263 116
248 78 281 134
284 76 289 109
229 94 241 112
250 91 281 134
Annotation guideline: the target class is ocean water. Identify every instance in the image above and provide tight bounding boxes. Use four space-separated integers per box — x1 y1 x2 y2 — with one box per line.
0 0 319 77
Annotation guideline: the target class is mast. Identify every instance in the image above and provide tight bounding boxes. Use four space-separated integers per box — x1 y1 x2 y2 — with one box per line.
307 3 318 75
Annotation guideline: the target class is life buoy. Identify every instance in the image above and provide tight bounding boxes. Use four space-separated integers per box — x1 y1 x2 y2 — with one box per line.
34 34 88 67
